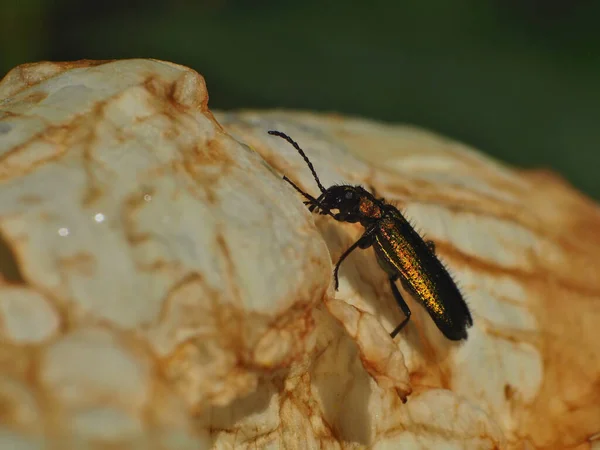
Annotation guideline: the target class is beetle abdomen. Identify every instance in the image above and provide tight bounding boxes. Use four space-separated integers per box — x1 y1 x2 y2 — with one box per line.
374 214 472 340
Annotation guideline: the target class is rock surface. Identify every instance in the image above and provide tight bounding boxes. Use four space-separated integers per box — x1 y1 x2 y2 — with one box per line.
0 59 599 449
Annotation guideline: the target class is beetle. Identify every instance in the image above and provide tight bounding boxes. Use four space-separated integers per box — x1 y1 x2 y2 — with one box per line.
268 130 473 340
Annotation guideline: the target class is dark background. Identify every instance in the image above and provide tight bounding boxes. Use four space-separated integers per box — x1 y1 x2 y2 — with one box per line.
2 0 600 199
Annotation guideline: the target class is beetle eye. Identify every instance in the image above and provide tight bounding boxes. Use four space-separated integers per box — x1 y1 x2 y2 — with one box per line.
345 191 353 200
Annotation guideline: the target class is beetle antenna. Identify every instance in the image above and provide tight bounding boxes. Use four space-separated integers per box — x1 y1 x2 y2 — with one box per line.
268 130 326 193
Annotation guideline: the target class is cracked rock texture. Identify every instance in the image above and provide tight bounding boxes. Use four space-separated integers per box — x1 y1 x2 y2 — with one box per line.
0 59 599 449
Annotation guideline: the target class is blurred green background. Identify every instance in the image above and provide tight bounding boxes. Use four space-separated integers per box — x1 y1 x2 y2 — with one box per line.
2 0 599 199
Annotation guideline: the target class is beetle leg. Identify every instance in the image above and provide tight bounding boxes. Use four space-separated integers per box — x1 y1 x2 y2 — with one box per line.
367 183 386 203
388 276 412 338
283 176 335 219
333 225 377 290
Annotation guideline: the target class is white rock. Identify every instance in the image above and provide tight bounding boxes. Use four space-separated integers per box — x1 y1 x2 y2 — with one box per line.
1 59 599 449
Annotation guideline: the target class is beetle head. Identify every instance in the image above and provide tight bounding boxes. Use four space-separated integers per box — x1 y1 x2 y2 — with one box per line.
311 185 373 223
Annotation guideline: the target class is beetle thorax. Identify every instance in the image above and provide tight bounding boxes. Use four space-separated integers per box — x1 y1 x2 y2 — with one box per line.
358 196 383 223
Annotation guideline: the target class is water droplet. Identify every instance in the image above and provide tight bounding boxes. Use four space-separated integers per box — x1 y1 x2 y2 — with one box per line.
58 227 69 237
94 213 105 223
